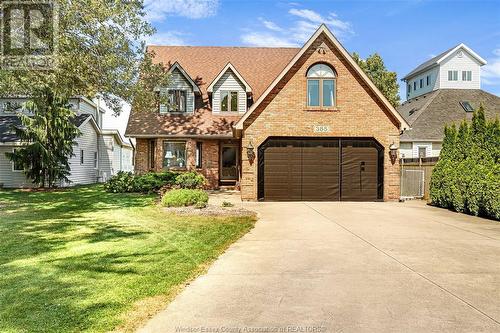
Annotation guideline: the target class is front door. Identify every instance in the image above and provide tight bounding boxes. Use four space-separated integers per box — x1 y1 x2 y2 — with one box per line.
220 144 239 181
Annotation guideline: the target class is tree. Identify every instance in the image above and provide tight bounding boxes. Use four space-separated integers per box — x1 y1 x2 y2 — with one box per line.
352 52 400 107
430 106 500 220
1 1 170 187
6 90 80 187
0 0 168 113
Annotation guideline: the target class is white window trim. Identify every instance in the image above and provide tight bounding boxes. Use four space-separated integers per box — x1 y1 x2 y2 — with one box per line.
220 90 239 112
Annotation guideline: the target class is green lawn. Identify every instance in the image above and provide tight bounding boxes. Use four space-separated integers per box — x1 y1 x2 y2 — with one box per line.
0 185 255 333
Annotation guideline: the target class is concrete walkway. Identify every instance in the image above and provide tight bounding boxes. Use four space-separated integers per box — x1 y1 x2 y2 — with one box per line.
139 199 500 333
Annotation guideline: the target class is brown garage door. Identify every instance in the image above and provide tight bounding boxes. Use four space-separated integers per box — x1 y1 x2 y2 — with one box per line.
258 138 383 201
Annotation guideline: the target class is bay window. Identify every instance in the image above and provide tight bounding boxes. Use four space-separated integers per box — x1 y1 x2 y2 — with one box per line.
307 63 336 107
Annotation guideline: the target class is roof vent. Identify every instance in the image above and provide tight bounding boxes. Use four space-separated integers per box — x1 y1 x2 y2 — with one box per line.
409 108 417 116
460 101 474 112
457 50 463 58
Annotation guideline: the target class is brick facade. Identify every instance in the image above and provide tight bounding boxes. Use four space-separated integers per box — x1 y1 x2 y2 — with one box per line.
135 138 221 188
240 33 401 201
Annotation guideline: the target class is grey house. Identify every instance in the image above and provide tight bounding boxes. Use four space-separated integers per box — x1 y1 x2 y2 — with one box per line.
0 97 134 188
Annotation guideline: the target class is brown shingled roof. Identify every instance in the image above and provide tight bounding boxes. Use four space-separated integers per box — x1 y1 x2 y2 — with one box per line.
126 46 299 137
147 46 299 99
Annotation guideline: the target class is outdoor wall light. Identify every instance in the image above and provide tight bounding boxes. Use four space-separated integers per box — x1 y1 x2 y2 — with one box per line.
246 141 255 164
389 142 398 164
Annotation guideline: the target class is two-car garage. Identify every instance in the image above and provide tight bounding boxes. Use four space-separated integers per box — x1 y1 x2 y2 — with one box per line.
257 137 384 201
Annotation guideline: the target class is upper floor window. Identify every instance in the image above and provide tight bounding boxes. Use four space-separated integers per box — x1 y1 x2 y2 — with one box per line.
426 75 430 86
413 81 417 90
448 70 458 81
462 70 472 81
168 90 187 112
419 79 423 88
307 63 336 107
221 91 238 112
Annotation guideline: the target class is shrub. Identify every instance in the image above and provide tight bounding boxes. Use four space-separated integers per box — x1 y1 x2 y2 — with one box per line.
104 171 135 193
161 189 209 207
104 171 177 193
221 201 234 207
133 172 177 193
430 106 500 220
175 171 207 189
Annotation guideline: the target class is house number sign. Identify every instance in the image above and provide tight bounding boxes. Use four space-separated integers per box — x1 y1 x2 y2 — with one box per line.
313 125 331 133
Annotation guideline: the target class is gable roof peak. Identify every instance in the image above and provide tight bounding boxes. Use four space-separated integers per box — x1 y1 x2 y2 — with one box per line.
207 62 252 93
235 24 409 131
167 61 201 93
402 43 487 81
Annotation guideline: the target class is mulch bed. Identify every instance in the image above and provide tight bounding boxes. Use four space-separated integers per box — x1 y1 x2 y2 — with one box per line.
163 204 256 217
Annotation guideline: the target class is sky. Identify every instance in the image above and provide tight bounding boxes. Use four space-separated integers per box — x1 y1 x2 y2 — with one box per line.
143 0 500 99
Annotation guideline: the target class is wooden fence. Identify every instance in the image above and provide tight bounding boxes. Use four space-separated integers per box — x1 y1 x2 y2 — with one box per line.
400 157 438 200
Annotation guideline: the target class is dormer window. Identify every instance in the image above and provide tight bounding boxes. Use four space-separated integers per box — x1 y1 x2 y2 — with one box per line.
307 63 336 107
221 91 238 112
168 90 187 112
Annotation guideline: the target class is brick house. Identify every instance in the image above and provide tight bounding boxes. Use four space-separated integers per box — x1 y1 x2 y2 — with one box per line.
126 25 409 201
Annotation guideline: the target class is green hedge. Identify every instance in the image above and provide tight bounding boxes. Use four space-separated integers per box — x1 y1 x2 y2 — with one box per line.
104 171 207 193
104 171 177 193
430 106 500 220
161 189 209 207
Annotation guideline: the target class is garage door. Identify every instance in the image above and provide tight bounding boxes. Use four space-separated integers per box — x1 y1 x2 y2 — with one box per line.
258 138 383 201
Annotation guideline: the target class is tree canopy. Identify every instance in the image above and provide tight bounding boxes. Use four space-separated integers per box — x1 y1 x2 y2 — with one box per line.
0 0 168 114
352 52 401 108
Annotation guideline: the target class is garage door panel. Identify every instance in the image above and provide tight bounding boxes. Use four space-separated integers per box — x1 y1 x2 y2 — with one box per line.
341 146 378 201
302 147 340 200
264 147 301 200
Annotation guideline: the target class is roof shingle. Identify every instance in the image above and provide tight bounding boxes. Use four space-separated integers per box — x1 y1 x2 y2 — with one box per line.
126 46 299 137
398 89 500 141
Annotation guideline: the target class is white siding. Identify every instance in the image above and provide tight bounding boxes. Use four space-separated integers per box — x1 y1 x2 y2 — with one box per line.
160 68 195 113
98 133 134 181
67 120 99 185
399 142 413 159
98 135 114 181
121 147 134 172
212 69 247 113
406 67 439 100
439 50 481 90
411 142 432 158
431 142 442 157
0 145 34 188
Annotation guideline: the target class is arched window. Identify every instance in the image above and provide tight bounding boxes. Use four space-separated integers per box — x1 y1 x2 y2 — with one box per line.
307 63 336 107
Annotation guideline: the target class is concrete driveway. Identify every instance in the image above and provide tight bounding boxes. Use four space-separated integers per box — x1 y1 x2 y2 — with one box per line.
139 200 500 333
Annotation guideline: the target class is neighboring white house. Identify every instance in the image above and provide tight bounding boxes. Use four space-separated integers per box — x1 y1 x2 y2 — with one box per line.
398 44 499 158
0 97 134 188
402 43 487 101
